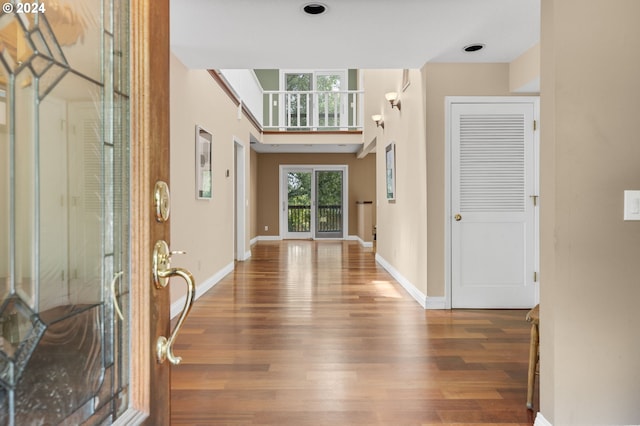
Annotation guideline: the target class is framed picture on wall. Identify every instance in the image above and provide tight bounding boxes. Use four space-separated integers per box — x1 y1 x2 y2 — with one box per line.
196 125 212 199
385 142 396 201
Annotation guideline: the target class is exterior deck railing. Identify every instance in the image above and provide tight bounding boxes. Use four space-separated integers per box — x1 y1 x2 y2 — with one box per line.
288 205 310 232
288 205 343 233
264 90 364 131
316 205 342 232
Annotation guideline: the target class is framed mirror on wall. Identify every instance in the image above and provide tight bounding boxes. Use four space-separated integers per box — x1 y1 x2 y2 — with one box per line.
196 125 212 199
385 141 396 201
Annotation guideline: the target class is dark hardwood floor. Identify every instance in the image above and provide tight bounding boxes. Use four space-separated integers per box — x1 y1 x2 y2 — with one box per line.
170 241 537 425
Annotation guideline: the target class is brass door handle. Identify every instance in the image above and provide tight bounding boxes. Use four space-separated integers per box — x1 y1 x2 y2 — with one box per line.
152 240 195 365
454 213 462 221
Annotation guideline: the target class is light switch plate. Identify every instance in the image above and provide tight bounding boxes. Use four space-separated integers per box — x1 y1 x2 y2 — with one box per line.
623 190 640 221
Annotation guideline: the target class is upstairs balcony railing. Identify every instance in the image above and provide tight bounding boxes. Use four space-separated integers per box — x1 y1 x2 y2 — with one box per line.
264 90 364 131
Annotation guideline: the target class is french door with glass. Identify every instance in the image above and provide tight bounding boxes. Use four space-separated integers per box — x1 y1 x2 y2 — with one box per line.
281 166 347 240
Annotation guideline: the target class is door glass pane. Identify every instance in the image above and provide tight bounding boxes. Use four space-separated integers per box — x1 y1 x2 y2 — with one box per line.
287 171 311 233
316 74 342 128
14 68 36 309
0 74 8 304
0 1 130 424
285 73 311 128
315 170 343 238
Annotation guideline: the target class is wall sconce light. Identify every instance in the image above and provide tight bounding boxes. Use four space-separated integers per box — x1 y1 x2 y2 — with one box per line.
371 114 384 129
385 92 401 110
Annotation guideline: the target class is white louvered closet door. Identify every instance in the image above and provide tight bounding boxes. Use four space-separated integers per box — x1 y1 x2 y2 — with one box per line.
451 102 537 308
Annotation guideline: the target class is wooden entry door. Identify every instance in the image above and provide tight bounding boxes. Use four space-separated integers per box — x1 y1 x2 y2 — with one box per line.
0 1 174 424
131 0 173 423
450 99 539 308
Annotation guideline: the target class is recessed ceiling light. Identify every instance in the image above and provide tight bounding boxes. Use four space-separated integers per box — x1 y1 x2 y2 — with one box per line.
303 3 328 15
463 43 485 53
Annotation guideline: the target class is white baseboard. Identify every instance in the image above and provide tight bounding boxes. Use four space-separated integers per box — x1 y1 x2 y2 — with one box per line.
347 234 373 248
534 413 552 426
425 296 446 309
170 261 234 319
256 235 282 241
250 236 259 246
235 248 252 261
375 253 427 309
375 254 446 309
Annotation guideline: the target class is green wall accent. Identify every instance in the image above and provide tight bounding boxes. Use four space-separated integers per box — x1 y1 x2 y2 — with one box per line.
348 69 357 90
255 70 279 125
254 69 279 90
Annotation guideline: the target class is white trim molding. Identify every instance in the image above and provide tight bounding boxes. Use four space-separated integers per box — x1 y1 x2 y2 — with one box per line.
347 234 373 248
257 235 283 242
534 413 552 426
171 261 234 319
425 296 446 310
375 254 446 309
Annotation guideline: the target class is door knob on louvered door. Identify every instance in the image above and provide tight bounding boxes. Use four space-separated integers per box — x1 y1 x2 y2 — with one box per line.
454 214 462 221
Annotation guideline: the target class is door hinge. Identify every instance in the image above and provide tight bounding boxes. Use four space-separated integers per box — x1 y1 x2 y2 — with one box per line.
530 195 539 206
533 271 538 282
533 120 537 131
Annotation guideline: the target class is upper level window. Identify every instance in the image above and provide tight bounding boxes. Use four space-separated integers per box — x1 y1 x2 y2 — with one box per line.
280 70 348 129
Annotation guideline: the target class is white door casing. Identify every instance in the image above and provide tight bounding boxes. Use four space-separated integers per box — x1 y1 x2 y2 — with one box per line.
234 139 248 260
447 97 539 308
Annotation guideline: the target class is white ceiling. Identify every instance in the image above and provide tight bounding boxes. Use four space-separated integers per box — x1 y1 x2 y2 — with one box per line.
170 0 540 69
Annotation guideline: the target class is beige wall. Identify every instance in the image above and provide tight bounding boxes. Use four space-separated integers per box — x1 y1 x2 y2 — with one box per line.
510 43 540 93
424 63 513 297
256 153 376 237
540 0 640 423
169 54 256 303
364 69 429 296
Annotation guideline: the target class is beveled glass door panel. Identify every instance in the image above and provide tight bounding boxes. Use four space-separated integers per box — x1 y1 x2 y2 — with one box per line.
0 1 131 424
0 63 10 305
